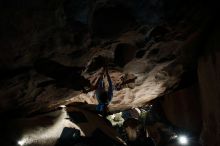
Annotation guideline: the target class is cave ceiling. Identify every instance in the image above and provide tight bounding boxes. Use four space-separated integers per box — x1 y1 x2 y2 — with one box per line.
0 0 205 116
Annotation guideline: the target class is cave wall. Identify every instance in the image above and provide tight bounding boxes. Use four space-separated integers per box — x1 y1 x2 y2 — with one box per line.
198 23 220 146
0 0 65 67
0 0 220 145
0 0 203 116
0 0 94 116
161 19 220 146
162 84 202 134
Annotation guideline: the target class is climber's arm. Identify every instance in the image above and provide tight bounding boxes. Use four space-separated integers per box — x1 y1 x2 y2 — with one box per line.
106 68 113 101
97 75 104 90
97 68 106 89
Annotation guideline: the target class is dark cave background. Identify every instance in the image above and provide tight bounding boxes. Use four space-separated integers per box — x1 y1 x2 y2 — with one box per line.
0 0 220 146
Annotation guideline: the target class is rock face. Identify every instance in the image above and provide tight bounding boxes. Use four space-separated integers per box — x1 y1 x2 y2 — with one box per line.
0 0 220 145
158 19 220 146
0 0 197 115
162 84 202 135
0 107 126 146
198 24 220 146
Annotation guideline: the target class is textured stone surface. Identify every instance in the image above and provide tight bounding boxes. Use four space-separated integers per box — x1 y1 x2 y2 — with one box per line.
0 107 126 146
0 0 220 145
198 25 220 146
0 0 200 116
162 85 202 134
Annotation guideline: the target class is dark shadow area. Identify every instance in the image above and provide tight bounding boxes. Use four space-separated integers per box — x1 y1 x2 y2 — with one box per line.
128 136 156 146
55 127 125 146
175 68 198 91
136 49 147 58
114 43 136 67
34 58 90 90
149 25 170 41
91 5 135 38
0 66 32 81
91 128 124 146
67 111 88 123
55 127 84 146
86 55 107 72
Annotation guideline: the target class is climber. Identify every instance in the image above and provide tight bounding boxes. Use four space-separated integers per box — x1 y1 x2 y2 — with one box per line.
95 66 113 116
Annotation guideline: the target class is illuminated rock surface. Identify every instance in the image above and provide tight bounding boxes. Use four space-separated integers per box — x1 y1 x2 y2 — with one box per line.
0 0 219 146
